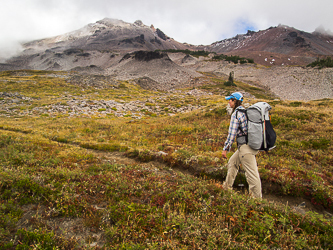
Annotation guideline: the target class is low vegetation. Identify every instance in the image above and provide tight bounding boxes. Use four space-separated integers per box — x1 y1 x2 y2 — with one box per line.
307 57 333 68
158 49 255 64
157 49 212 58
212 54 254 64
0 70 332 249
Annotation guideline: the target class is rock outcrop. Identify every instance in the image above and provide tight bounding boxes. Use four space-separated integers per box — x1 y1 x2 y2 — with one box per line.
106 50 201 89
0 90 211 118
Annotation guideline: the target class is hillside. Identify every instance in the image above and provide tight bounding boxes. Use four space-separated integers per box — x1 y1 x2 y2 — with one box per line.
6 20 333 70
204 24 333 66
21 18 190 53
4 18 192 72
0 70 332 249
1 18 333 101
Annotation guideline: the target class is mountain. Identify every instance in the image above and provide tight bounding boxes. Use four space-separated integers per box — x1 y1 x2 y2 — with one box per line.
1 18 333 101
2 19 202 88
202 24 333 66
22 18 190 53
4 19 333 71
3 18 192 71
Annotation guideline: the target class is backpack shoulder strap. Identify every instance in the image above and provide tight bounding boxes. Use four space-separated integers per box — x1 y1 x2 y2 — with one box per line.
235 107 247 137
236 107 246 120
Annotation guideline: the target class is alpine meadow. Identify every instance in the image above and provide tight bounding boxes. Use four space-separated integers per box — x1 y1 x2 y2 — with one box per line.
1 17 333 249
0 69 332 249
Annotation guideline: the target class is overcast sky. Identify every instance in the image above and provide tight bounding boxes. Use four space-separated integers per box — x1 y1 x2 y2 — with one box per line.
1 0 332 59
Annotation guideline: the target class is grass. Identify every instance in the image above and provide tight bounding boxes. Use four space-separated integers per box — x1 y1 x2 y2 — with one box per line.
0 70 332 249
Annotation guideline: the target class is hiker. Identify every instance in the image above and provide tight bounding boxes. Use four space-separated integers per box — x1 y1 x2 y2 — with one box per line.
221 92 262 199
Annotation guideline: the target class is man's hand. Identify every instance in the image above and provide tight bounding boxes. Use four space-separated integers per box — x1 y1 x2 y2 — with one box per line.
222 150 227 159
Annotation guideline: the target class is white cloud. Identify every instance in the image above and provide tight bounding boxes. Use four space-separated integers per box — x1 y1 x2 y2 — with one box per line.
0 0 332 59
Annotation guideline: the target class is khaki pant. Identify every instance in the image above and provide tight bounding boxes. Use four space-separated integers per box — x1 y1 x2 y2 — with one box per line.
223 144 262 199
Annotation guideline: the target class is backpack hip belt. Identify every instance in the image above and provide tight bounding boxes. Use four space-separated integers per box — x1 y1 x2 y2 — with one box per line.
236 135 247 147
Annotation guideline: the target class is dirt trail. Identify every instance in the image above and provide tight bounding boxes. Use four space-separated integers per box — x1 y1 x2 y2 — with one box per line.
91 150 332 217
1 126 331 217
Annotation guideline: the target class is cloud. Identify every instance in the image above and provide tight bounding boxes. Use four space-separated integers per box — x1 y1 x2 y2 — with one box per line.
0 0 332 59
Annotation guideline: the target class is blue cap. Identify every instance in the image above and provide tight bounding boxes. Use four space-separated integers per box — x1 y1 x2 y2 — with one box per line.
225 92 243 101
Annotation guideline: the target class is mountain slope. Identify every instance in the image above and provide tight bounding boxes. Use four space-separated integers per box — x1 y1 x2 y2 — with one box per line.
204 25 333 66
2 18 333 101
105 51 201 90
5 20 333 70
21 18 190 53
5 18 193 73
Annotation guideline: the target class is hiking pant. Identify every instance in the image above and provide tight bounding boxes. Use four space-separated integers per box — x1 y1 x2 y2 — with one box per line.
224 144 262 199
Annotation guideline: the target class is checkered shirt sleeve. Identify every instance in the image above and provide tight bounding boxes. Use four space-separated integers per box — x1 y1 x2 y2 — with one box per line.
223 108 247 151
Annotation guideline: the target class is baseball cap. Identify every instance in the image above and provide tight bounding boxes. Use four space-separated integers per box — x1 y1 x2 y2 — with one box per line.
225 92 243 101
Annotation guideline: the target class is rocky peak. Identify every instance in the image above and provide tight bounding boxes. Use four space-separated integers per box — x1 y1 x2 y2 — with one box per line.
246 30 256 36
156 28 169 41
134 20 144 27
96 18 129 28
150 25 156 32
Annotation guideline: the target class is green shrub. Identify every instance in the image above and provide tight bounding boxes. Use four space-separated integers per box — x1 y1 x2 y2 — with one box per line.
307 57 333 68
213 54 254 64
158 49 211 58
289 101 302 107
224 81 237 86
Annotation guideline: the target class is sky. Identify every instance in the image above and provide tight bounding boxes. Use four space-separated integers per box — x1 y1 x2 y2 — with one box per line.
1 0 332 60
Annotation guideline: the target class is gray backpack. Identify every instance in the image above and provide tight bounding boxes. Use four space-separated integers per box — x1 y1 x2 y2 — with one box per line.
237 102 276 151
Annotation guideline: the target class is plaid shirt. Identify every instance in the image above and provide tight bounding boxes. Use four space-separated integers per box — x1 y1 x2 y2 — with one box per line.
223 107 248 151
